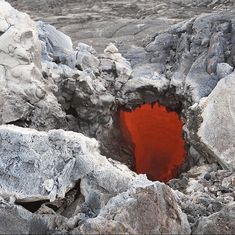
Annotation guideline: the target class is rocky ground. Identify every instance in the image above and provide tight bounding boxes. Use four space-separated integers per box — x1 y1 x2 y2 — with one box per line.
8 0 235 55
0 0 235 234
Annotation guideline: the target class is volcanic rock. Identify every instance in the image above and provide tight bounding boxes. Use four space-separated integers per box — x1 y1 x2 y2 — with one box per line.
0 1 235 234
195 72 235 171
0 125 134 202
0 0 67 130
0 125 190 234
192 202 235 235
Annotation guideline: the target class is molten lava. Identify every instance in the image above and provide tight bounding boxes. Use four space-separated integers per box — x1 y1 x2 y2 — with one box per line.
120 103 186 182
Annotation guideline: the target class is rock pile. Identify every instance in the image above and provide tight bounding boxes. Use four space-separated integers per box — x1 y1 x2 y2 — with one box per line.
0 0 234 234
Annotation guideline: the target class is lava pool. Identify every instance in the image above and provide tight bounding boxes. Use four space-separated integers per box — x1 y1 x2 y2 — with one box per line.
120 103 186 182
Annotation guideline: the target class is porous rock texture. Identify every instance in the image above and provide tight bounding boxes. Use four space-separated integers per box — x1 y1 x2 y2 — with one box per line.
0 0 71 130
0 125 190 235
0 125 134 202
196 72 235 171
0 0 234 234
192 202 235 235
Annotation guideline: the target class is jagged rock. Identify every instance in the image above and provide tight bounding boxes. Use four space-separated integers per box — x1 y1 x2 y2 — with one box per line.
37 21 76 68
1 1 235 234
0 199 48 234
76 43 99 74
3 0 235 174
192 202 235 235
0 201 32 234
0 0 67 130
196 72 235 171
142 12 235 102
0 125 191 234
0 125 134 201
169 164 235 228
73 176 191 235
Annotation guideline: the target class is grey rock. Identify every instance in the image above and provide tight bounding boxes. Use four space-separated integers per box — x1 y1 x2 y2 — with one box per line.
37 21 76 68
192 202 235 235
171 164 234 228
76 43 100 74
74 176 191 235
0 202 32 234
0 2 235 234
0 125 134 201
197 72 235 171
216 62 233 79
0 1 67 130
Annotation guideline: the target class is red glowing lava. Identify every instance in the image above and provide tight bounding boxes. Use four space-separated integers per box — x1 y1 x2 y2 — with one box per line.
120 103 186 182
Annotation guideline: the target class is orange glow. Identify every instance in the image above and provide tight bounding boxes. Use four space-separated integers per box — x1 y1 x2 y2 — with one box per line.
120 103 186 182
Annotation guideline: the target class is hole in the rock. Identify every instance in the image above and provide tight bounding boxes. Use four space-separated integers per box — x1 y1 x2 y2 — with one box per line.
45 203 59 212
120 103 186 182
16 200 49 213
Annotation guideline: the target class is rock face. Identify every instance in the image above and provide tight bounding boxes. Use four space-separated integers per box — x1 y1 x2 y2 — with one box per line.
0 1 235 234
77 176 191 234
0 202 33 234
0 0 68 130
0 125 190 234
0 125 134 202
196 72 235 171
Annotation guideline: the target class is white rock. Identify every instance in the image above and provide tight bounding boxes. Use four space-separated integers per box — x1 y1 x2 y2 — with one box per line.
0 1 66 128
0 125 134 202
104 43 119 54
197 72 235 171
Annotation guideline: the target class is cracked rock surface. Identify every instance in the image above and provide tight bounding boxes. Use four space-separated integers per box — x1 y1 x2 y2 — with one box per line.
0 0 235 234
0 125 190 234
7 0 234 55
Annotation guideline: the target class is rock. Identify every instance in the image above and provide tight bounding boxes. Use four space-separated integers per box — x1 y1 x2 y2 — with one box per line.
73 176 191 234
216 63 233 79
192 202 235 235
204 172 211 181
0 1 235 234
7 0 234 56
76 43 99 74
196 72 235 171
0 125 134 201
0 202 32 234
0 199 49 234
37 21 76 68
0 0 67 130
103 43 132 88
170 164 234 229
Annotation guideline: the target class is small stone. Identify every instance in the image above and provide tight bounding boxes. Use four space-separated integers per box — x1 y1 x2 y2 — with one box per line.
104 43 119 54
204 172 211 181
43 179 54 192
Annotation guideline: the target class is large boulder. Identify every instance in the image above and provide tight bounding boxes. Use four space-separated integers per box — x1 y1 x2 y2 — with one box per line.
0 125 191 234
0 125 134 202
73 176 191 234
193 72 235 171
0 0 66 130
